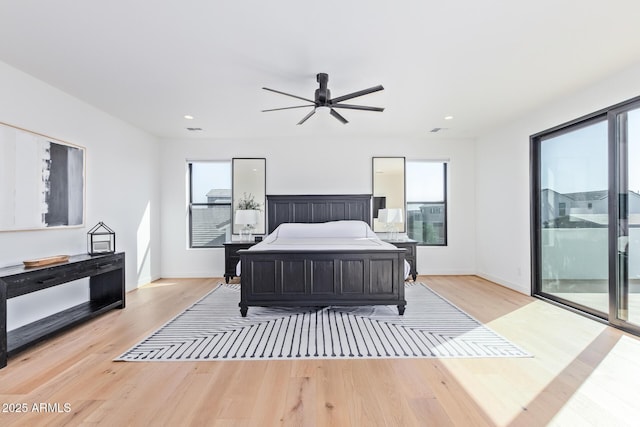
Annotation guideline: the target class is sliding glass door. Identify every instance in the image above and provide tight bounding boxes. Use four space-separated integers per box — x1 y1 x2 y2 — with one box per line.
536 118 609 316
532 95 640 335
612 103 640 330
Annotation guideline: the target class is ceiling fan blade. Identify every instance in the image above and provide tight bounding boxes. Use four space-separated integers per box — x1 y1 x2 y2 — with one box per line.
330 108 349 124
329 85 384 104
331 103 384 112
263 87 315 104
262 105 315 112
297 109 316 125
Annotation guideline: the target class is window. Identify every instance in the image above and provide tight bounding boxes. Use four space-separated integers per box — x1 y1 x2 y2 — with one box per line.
535 118 609 315
558 202 566 217
406 160 447 245
188 161 232 248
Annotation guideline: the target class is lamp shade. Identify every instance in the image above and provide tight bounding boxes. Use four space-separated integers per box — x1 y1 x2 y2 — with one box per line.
235 209 259 225
386 208 403 223
377 208 388 223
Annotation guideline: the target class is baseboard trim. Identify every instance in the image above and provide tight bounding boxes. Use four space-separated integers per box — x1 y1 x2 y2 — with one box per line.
475 272 531 295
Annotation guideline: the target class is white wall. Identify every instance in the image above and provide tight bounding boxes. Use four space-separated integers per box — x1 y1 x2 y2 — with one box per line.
475 60 640 294
0 61 161 329
160 135 477 278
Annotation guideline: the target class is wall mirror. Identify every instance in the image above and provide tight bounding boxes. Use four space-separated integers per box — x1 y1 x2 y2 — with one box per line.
372 157 406 234
232 158 266 237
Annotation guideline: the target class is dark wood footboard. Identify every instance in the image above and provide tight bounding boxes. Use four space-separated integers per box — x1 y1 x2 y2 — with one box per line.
238 249 406 316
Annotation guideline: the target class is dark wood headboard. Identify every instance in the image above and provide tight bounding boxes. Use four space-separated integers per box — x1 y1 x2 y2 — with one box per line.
266 194 372 233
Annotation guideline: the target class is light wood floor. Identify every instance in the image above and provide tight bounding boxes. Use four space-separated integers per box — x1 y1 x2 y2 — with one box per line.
1 275 640 426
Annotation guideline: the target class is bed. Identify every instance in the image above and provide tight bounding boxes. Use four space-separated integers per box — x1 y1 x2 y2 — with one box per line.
237 194 407 316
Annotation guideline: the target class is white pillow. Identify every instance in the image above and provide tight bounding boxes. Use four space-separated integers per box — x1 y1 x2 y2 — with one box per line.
272 220 376 239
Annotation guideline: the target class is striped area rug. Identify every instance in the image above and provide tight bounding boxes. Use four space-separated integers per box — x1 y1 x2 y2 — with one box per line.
116 283 530 361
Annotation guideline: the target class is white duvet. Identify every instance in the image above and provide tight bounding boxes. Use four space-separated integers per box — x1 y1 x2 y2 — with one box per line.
236 221 411 279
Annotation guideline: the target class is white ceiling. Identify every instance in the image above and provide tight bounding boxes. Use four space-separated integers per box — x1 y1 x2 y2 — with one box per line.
2 1 640 140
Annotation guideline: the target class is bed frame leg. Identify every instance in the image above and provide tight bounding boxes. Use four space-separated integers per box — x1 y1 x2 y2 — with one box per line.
240 305 248 317
397 304 405 315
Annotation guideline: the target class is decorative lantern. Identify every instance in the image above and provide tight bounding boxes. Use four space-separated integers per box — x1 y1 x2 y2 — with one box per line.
87 222 115 255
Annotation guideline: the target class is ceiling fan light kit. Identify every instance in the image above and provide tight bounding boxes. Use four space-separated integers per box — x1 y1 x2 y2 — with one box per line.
262 73 384 125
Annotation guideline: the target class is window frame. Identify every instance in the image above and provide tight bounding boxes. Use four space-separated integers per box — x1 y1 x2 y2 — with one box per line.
530 94 640 337
187 160 232 248
406 160 448 246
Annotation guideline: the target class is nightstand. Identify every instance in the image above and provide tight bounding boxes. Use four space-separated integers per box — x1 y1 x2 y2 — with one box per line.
384 239 418 281
223 241 256 283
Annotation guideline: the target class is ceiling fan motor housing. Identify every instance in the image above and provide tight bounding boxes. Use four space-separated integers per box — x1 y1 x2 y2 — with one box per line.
316 73 330 105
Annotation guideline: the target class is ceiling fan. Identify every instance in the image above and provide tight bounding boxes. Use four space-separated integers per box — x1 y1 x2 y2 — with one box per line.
262 73 384 125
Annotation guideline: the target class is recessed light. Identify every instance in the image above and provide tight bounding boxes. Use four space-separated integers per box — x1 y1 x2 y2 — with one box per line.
184 115 194 120
444 115 454 120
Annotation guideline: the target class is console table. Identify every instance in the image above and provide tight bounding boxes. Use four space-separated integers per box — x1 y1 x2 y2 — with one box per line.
0 252 125 369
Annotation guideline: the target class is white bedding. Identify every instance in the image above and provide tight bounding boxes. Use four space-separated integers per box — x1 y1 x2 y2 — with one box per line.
236 221 411 279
